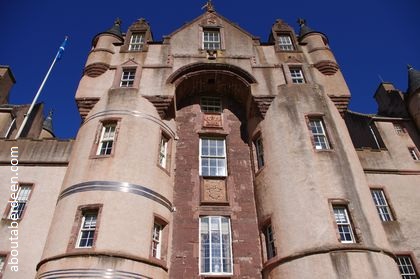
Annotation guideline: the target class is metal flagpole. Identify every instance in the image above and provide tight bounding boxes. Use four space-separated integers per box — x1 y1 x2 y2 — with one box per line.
15 36 68 139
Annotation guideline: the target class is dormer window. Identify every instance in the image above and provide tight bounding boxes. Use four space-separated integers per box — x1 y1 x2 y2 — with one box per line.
278 34 294 51
290 68 305 84
203 29 221 50
120 69 136 87
129 33 145 51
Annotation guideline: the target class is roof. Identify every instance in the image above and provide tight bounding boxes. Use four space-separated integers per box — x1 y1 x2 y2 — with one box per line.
408 65 420 94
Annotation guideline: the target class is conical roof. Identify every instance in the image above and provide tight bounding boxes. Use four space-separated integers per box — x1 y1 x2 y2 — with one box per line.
297 18 315 37
42 111 54 135
408 65 420 94
93 18 124 43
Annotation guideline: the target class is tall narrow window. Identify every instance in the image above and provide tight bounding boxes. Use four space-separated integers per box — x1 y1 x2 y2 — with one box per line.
120 69 136 87
333 205 355 243
278 35 294 50
129 33 145 51
97 123 117 156
308 118 331 150
264 223 276 260
371 189 394 221
0 255 6 275
200 138 227 177
158 135 170 169
203 29 221 50
408 147 419 161
397 255 418 279
290 68 305 84
77 211 97 248
200 216 232 275
151 223 163 259
8 185 32 220
201 96 222 113
254 136 265 170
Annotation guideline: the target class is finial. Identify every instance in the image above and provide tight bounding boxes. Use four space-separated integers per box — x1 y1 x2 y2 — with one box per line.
297 18 306 26
408 64 413 70
202 0 215 12
114 18 122 26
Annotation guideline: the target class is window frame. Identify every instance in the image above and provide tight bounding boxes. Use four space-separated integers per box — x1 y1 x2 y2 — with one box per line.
0 253 8 276
263 223 276 260
278 34 294 51
96 122 117 156
307 117 331 150
128 33 145 51
396 255 419 279
151 223 163 259
76 210 98 249
200 96 222 113
120 68 136 88
370 188 394 222
158 133 171 170
408 147 419 161
332 205 356 244
199 216 233 275
5 184 33 221
290 67 305 84
199 137 227 177
393 122 406 135
202 28 221 50
254 136 265 170
91 119 120 158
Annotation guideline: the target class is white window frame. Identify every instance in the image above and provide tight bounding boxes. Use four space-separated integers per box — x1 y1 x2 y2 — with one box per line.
278 34 294 51
201 96 222 113
199 216 233 275
8 185 32 220
120 68 136 87
96 123 117 156
129 33 145 51
199 138 227 177
255 136 265 170
158 135 169 169
397 255 418 278
308 118 331 150
151 223 163 259
0 255 6 274
408 147 419 161
290 68 305 84
371 189 393 222
333 206 355 243
393 123 405 135
264 224 276 260
203 29 221 50
76 212 97 248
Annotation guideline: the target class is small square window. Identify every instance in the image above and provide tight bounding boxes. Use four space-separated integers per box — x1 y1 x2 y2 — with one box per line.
393 123 405 135
397 255 418 278
129 33 145 51
278 35 294 51
371 189 394 222
97 123 117 156
308 118 331 150
120 69 136 87
201 97 222 113
7 184 32 220
333 205 355 243
290 68 305 84
76 211 97 248
203 29 221 50
408 147 419 161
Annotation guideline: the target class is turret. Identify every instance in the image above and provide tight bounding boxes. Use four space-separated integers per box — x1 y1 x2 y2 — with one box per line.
39 111 55 138
407 65 420 130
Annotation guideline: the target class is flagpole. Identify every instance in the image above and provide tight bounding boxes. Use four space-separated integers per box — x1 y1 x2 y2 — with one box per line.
15 36 68 139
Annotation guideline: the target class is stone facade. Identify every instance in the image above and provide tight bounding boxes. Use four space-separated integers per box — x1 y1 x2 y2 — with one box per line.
0 5 419 279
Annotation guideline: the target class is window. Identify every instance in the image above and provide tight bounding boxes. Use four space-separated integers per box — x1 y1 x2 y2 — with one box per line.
408 147 419 161
76 211 97 248
308 118 331 150
254 136 265 170
290 68 305 84
333 205 355 243
151 223 163 259
203 29 221 50
264 224 276 260
97 123 117 156
397 255 418 279
201 96 222 113
0 255 6 275
393 123 405 135
158 135 170 169
200 138 227 177
129 33 145 51
7 185 32 220
371 189 394 221
278 35 294 50
200 216 232 274
120 69 136 87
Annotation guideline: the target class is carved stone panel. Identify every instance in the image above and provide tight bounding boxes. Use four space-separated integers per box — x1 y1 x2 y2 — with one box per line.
201 179 227 203
203 113 223 128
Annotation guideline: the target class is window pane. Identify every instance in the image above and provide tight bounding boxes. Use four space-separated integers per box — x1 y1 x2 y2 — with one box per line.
203 30 221 50
333 206 355 243
200 138 227 176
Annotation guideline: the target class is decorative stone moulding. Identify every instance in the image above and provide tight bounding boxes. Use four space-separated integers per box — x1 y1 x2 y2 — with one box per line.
203 113 223 128
329 96 350 115
143 95 174 119
253 96 275 118
83 63 110 78
314 60 339 76
76 97 100 120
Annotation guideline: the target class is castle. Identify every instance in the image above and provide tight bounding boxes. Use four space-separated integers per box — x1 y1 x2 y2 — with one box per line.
0 3 419 278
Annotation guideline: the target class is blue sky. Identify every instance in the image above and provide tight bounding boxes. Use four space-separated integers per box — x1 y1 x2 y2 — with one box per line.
1 0 419 138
